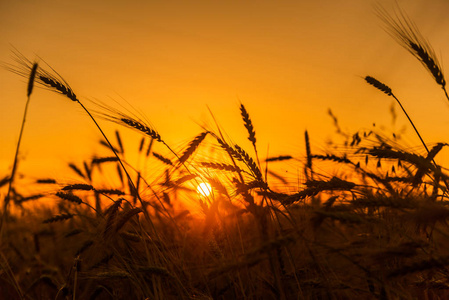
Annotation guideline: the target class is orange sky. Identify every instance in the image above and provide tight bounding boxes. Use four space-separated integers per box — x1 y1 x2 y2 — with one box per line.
2 0 449 187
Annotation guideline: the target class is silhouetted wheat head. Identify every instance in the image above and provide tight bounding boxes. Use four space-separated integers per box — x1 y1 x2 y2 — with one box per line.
93 101 165 144
376 5 448 100
6 50 79 102
365 76 393 96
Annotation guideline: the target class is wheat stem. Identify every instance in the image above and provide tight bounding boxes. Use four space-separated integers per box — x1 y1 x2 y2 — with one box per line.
443 87 449 103
365 76 429 153
390 94 429 154
366 75 449 194
2 63 38 236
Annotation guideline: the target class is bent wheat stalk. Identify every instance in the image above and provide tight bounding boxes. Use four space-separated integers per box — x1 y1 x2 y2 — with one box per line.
366 76 449 193
365 76 429 154
376 5 449 101
5 52 159 234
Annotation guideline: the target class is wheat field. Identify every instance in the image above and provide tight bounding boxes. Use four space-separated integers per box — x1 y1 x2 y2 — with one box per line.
3 7 449 300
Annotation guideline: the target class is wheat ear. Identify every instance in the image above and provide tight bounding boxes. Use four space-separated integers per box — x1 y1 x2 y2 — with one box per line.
376 5 448 101
179 131 209 164
240 103 257 149
305 130 313 180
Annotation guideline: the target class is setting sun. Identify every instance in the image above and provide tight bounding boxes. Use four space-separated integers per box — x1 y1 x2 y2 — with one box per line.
197 182 212 197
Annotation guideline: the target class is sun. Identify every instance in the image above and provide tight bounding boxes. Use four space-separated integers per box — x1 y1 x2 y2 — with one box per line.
197 182 212 197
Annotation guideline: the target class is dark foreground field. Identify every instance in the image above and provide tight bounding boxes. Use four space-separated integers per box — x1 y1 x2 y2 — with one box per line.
3 111 449 300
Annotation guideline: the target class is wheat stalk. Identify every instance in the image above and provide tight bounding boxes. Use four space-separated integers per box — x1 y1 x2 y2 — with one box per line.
43 213 75 223
178 131 208 164
15 194 44 204
200 162 244 173
305 130 313 180
240 103 263 179
55 192 83 205
114 208 142 233
365 76 430 156
2 61 38 236
36 178 57 184
234 145 264 182
115 130 124 154
365 76 392 96
138 137 145 153
92 157 120 164
0 176 10 188
103 198 123 239
95 189 125 196
210 131 256 206
38 75 78 101
240 103 256 148
376 5 448 101
61 184 94 191
152 152 173 166
68 163 86 179
265 155 293 162
260 177 356 205
121 117 162 142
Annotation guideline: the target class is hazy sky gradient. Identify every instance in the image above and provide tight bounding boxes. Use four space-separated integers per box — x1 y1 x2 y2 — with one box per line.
1 0 449 182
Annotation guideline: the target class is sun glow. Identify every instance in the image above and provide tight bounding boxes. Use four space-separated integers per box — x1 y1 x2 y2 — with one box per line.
197 182 212 197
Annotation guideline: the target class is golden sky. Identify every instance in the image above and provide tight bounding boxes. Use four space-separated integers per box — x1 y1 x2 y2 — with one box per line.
1 0 449 184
